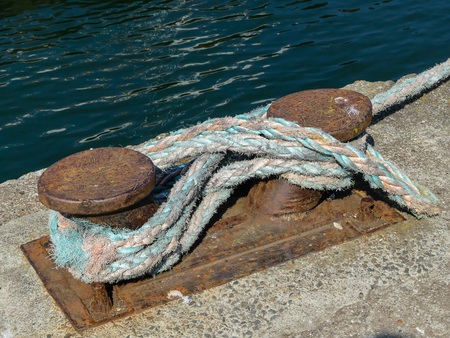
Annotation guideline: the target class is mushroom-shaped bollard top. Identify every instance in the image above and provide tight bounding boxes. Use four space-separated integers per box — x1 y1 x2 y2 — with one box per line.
267 88 372 142
38 147 156 218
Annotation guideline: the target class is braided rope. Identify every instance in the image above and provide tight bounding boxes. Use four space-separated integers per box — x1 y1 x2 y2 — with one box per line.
372 58 450 115
49 58 449 283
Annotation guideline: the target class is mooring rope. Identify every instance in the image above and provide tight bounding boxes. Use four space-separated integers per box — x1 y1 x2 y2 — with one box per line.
49 58 449 283
371 57 450 114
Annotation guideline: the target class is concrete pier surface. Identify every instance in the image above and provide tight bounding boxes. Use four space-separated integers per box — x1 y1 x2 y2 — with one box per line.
1 76 449 338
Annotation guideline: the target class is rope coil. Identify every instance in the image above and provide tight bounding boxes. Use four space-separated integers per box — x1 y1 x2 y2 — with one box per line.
49 58 449 284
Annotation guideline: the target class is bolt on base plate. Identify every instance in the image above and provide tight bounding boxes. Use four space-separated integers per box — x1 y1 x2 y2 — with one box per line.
21 188 406 332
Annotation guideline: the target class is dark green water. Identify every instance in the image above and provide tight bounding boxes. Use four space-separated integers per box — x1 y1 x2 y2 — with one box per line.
1 0 449 183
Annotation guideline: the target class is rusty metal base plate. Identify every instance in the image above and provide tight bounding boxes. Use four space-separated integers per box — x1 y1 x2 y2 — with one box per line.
21 190 406 332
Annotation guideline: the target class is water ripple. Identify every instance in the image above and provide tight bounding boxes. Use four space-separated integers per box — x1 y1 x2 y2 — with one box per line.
1 0 450 181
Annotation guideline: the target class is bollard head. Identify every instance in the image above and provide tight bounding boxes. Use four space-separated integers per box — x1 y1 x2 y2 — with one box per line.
38 147 156 216
267 88 372 142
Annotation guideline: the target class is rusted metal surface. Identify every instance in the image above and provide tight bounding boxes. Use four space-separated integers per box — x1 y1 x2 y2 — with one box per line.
21 237 130 329
267 88 372 142
357 197 377 222
21 189 406 331
38 147 156 216
83 194 160 230
90 283 113 315
245 179 323 216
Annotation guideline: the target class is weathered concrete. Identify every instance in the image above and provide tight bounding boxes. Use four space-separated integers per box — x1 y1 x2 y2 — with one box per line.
0 76 449 338
0 170 45 226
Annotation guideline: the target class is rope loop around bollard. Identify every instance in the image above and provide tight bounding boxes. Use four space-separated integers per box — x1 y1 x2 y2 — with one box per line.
49 57 450 284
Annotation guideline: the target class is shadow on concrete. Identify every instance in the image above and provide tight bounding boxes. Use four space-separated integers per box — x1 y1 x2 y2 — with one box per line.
371 76 450 125
369 333 414 338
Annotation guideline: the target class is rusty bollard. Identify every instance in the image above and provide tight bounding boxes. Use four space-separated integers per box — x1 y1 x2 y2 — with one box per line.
246 89 373 217
38 147 159 314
